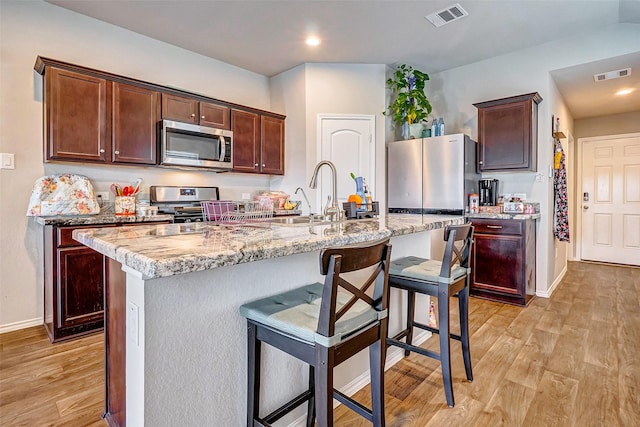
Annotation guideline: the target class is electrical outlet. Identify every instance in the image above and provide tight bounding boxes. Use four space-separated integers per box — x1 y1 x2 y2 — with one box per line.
535 173 543 183
241 192 251 200
96 191 110 201
514 193 527 201
0 153 15 169
127 302 139 346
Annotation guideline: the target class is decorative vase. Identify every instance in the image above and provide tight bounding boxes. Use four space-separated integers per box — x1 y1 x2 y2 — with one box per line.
354 176 366 212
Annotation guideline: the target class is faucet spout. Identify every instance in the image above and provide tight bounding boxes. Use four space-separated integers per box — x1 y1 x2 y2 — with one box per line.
295 187 312 214
309 160 341 221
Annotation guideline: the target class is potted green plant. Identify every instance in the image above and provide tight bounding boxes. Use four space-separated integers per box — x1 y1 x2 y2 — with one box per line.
384 64 433 139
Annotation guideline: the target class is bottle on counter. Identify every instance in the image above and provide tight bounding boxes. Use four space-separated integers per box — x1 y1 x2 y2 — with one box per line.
438 117 445 136
431 118 438 137
363 179 373 211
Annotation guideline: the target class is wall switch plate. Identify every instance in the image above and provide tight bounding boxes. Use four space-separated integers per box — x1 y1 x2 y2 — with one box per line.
96 191 110 201
0 153 15 169
535 173 543 183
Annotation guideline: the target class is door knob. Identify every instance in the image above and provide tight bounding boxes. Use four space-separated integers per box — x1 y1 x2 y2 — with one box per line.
583 205 589 210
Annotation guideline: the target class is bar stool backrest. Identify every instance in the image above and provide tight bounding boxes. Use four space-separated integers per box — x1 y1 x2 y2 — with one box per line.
317 239 392 342
440 224 474 279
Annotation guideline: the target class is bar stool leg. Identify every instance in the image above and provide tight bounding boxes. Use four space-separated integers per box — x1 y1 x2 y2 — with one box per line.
459 284 473 382
246 322 261 426
405 290 416 356
369 332 387 426
314 346 334 427
306 366 316 427
437 287 454 407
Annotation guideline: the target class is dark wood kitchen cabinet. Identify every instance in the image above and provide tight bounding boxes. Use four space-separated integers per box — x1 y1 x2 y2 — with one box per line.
470 218 536 306
232 109 284 175
39 60 160 166
112 82 160 164
44 224 114 342
474 92 542 172
161 93 230 129
44 67 111 163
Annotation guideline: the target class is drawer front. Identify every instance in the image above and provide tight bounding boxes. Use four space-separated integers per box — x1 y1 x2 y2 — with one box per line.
472 219 523 235
58 224 116 247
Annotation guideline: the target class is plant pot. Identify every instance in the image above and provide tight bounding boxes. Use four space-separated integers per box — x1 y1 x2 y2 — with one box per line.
409 123 424 139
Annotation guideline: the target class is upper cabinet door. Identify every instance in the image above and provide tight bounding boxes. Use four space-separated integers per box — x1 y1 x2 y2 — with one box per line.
112 83 160 165
260 115 285 175
474 92 541 172
45 67 110 162
161 93 198 124
231 109 260 173
200 102 230 130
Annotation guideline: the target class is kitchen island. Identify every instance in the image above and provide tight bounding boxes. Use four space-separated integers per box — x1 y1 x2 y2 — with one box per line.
74 214 464 426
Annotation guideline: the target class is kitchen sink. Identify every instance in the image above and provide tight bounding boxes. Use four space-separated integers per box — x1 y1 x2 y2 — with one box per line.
269 215 332 226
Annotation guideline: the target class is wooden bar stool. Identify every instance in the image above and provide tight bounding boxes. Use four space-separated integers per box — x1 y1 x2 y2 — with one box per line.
239 238 392 427
386 224 474 407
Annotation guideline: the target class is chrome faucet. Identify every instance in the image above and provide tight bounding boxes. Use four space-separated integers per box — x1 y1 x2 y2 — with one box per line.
295 187 312 214
309 160 341 221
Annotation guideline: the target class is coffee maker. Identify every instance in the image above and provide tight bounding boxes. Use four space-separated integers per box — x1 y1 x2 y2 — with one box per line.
479 179 499 206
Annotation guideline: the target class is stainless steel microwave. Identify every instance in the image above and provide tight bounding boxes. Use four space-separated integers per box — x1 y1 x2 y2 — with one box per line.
160 120 233 171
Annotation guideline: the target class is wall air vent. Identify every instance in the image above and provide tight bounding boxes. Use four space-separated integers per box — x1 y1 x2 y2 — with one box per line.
425 3 469 28
593 67 632 82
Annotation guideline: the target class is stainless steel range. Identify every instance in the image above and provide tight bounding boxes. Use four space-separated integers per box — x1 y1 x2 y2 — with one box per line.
150 186 219 223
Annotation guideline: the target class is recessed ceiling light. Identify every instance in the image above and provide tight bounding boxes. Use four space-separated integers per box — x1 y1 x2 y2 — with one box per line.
306 37 321 46
616 88 634 96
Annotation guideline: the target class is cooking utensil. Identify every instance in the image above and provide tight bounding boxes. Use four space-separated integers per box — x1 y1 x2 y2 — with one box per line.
132 178 142 195
110 183 121 196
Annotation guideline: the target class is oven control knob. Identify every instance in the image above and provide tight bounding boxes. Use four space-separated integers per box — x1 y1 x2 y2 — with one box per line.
185 219 192 223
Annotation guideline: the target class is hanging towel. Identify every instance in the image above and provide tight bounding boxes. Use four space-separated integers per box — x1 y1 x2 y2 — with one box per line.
553 139 570 242
26 174 100 216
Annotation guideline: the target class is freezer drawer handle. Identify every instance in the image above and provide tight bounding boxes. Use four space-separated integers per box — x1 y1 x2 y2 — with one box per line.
487 225 503 229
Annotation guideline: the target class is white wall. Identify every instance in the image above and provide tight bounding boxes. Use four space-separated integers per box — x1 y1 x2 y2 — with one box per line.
0 0 275 330
428 23 640 296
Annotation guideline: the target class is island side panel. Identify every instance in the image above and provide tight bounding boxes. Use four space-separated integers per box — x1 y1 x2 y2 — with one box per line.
105 259 126 426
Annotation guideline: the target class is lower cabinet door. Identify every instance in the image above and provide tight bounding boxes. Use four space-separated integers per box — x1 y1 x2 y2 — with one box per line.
472 233 524 297
58 246 105 328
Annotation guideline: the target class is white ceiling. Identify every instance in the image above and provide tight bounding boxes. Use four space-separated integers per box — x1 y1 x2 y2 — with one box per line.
47 0 640 119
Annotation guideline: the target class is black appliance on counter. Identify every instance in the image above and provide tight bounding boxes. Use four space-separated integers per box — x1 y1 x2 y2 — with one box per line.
479 179 499 206
150 186 219 223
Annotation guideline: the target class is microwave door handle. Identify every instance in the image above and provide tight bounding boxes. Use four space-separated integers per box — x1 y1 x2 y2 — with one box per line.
219 136 226 160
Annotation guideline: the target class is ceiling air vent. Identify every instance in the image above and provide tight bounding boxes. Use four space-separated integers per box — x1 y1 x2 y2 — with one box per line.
593 67 632 82
425 3 469 28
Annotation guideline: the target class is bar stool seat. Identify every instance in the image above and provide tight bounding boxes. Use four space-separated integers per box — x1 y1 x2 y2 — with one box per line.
386 223 474 407
240 238 392 427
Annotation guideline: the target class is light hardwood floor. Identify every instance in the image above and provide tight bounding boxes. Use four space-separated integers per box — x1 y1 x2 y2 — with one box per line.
1 261 638 426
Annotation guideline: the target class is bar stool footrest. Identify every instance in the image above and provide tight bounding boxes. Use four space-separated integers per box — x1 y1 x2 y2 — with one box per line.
411 321 463 342
262 389 313 425
333 389 373 422
386 337 441 361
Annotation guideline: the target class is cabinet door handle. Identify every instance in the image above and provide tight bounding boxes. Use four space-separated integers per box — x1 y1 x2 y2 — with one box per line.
487 225 502 229
479 160 484 165
262 164 265 167
99 149 105 153
191 113 196 117
201 115 205 119
114 150 120 155
254 163 259 167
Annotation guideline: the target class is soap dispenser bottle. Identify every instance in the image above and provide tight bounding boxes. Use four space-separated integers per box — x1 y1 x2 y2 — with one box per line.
438 117 445 136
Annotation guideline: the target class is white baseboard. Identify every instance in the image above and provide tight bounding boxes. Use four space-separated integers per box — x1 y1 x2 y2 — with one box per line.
536 264 567 298
0 317 43 334
288 330 431 427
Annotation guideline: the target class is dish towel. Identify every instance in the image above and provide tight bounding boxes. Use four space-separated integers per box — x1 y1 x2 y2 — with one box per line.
553 139 570 242
26 174 100 216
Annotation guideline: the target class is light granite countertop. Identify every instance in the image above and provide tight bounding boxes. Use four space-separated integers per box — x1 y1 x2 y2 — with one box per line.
34 213 174 226
73 214 464 279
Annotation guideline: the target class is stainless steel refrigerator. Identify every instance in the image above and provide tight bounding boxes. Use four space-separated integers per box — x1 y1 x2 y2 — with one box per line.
387 133 479 215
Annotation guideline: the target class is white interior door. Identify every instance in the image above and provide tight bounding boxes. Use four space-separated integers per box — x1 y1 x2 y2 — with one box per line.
581 134 640 266
318 115 375 209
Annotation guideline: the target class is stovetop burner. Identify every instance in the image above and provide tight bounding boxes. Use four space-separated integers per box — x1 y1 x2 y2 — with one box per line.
150 186 219 223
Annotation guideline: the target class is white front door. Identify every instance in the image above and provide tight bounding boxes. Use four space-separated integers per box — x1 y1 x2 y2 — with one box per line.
318 115 375 209
580 133 640 266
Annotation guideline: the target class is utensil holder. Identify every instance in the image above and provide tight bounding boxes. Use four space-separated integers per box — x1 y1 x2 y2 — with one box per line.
115 196 136 216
